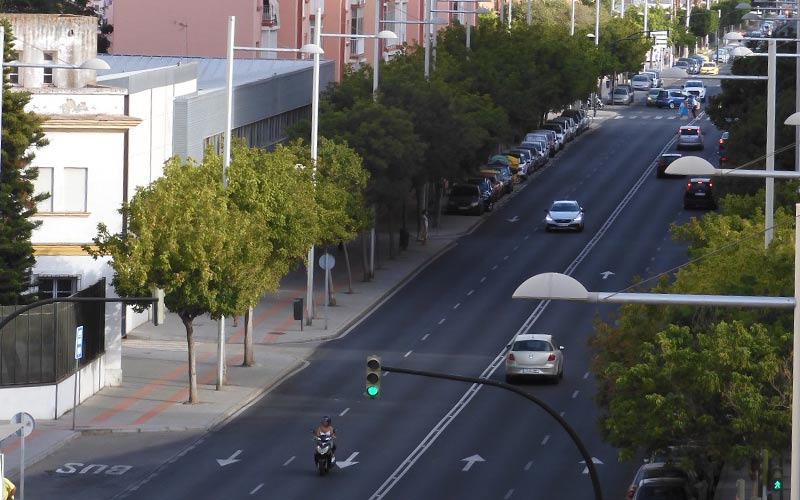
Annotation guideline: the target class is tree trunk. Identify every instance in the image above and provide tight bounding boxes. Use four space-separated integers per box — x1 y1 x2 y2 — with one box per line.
343 239 353 293
242 306 254 367
180 312 199 404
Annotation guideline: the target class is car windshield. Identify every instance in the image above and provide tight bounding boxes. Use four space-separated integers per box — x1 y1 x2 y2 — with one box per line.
649 89 661 96
633 75 649 81
551 202 578 212
685 81 701 88
613 88 628 94
512 340 553 352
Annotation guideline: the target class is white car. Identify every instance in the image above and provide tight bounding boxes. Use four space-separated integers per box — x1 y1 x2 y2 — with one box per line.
683 80 706 102
544 199 585 231
505 333 565 383
632 74 652 91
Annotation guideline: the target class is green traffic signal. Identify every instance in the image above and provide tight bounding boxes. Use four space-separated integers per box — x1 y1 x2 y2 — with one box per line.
773 479 782 490
366 355 381 398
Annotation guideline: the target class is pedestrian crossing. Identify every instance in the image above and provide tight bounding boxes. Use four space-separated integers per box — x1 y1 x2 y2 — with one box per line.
594 112 712 121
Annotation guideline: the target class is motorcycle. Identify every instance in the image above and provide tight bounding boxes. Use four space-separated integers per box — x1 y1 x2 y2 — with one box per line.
313 433 335 475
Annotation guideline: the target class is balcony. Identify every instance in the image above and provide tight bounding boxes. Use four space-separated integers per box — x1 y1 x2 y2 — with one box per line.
262 10 278 26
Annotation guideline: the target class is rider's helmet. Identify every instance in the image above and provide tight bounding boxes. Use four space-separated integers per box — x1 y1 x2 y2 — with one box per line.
322 416 332 426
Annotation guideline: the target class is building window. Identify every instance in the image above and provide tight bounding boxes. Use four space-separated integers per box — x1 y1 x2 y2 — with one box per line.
262 0 278 26
385 1 406 45
32 167 53 212
43 51 56 84
350 6 365 56
8 51 21 84
36 275 78 300
63 167 88 212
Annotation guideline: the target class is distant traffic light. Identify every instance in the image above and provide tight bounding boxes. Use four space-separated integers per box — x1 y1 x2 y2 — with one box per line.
366 355 381 397
769 466 783 491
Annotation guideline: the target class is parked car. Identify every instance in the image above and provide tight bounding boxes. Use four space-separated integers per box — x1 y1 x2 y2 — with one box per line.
656 89 688 109
503 150 531 179
544 199 584 232
632 74 652 91
643 70 662 87
504 333 564 383
699 61 719 75
612 86 633 105
514 143 547 171
684 177 716 209
489 154 520 182
683 80 706 101
627 462 703 500
465 177 494 211
540 123 567 150
525 130 558 156
446 183 484 215
677 125 704 150
561 109 589 133
476 171 503 200
483 164 514 194
646 87 661 107
656 153 683 178
549 117 576 141
632 477 698 500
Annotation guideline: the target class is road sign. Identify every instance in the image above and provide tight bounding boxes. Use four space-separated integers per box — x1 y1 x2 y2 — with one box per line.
318 253 336 271
75 325 84 360
651 30 668 47
10 412 35 437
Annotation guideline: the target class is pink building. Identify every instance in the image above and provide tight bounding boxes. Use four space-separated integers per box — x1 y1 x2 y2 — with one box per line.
109 0 474 82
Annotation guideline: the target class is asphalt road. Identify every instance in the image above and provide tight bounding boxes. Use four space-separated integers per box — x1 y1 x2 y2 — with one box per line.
23 76 728 500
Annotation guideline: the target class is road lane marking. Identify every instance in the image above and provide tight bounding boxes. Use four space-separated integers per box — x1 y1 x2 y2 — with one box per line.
421 334 430 341
404 351 412 358
480 276 487 283
503 255 509 261
491 264 498 270
541 435 550 445
438 318 446 325
524 461 533 471
504 489 514 499
250 484 264 494
453 303 460 310
467 289 474 296
339 408 350 417
572 390 579 399
583 372 590 379
282 457 295 467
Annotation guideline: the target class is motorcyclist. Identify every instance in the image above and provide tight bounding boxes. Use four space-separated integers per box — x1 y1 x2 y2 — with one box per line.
315 416 336 458
687 95 698 118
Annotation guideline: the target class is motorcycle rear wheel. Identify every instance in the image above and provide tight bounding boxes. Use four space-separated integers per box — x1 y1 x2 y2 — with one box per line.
318 460 327 475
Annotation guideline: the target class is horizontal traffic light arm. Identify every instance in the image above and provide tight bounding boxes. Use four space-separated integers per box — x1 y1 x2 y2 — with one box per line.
380 364 602 500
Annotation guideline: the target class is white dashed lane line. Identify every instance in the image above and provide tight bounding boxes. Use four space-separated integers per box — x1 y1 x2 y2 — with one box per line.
480 276 487 283
524 461 533 471
339 408 350 416
467 289 474 296
421 333 430 341
438 318 446 325
282 457 295 467
453 303 460 310
572 390 579 399
541 435 550 445
404 351 413 358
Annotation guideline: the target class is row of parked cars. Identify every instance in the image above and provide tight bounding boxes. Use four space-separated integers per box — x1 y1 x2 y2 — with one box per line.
626 447 722 500
445 107 592 216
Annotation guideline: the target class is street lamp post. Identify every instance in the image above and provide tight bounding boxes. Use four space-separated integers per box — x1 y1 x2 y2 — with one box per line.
664 155 800 500
223 15 322 385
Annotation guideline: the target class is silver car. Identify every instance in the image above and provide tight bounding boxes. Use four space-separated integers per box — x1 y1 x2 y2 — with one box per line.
505 333 564 383
544 199 584 232
612 86 632 105
676 125 704 150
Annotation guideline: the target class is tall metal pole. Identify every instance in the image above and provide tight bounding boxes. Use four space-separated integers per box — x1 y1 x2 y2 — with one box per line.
424 0 430 79
0 25 5 184
791 202 800 500
307 9 322 325
526 0 531 25
570 0 576 36
765 39 776 248
796 20 800 174
373 0 380 99
594 0 600 45
218 15 236 390
508 0 512 29
466 1 472 49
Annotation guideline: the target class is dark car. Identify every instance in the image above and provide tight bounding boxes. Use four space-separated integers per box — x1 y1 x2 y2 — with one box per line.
561 109 589 133
684 177 716 209
632 478 696 500
484 163 514 193
476 171 503 200
718 131 729 167
446 183 484 215
656 153 683 178
465 177 494 210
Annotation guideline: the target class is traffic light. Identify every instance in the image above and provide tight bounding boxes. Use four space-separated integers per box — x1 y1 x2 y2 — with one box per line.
366 355 381 398
769 466 783 491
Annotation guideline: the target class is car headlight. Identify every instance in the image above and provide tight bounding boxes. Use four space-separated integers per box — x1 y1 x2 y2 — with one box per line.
545 214 554 223
573 214 583 223
470 201 479 207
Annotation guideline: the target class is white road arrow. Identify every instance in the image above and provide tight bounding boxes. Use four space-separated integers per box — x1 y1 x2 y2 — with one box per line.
579 457 604 474
217 450 243 467
337 452 360 469
600 271 615 280
507 216 520 223
461 454 485 471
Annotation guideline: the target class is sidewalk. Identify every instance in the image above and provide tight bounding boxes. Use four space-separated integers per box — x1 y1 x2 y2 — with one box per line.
0 212 482 479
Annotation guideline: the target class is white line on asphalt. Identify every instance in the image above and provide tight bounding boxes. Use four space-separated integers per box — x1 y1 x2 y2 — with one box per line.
583 372 590 379
438 318 446 325
250 484 264 495
480 276 487 283
283 456 295 466
504 489 514 499
524 234 529 240
339 408 350 417
614 116 623 120
382 371 389 377
560 411 566 417
404 351 412 358
513 245 519 251
421 334 430 341
453 303 460 310
370 147 668 498
467 290 474 296
524 461 533 471
503 255 509 261
572 390 579 399
491 264 498 270
654 115 663 120
541 435 550 445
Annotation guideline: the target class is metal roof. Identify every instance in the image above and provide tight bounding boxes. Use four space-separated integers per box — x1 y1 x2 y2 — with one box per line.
96 54 318 91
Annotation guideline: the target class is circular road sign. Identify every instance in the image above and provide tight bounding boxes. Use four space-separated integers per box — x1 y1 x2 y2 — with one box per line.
318 253 336 271
11 412 35 437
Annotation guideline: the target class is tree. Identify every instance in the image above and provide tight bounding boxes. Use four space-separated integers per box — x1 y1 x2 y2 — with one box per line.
0 19 48 305
88 145 319 402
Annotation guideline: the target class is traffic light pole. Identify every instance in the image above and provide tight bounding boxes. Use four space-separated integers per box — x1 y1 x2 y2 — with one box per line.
381 364 603 500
